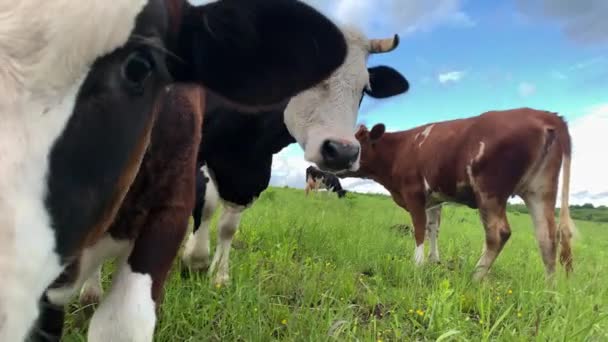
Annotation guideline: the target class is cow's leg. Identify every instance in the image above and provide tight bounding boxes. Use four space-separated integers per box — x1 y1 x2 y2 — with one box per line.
524 192 559 277
426 205 442 263
36 236 130 340
182 177 219 272
88 208 189 342
405 195 427 266
472 200 511 281
208 202 245 286
79 265 103 307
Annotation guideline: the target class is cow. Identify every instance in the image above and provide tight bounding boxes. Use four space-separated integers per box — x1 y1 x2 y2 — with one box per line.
305 165 347 198
1 0 350 340
345 108 576 281
175 27 409 286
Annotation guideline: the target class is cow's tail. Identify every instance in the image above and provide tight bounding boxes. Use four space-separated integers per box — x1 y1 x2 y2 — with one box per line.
555 115 577 240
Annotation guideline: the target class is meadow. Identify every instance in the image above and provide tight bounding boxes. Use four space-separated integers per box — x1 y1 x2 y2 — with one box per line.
64 187 608 341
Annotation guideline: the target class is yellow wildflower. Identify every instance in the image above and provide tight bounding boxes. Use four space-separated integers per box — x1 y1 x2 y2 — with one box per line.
507 289 513 295
416 309 425 316
517 312 522 318
281 319 288 325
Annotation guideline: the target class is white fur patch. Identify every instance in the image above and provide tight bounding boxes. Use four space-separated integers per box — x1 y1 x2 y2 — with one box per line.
88 263 156 342
414 244 425 266
418 124 434 147
283 27 375 171
475 141 485 161
423 177 431 193
0 1 147 339
47 235 131 305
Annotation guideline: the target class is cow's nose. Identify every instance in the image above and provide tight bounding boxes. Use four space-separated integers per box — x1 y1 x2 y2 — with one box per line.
320 139 359 171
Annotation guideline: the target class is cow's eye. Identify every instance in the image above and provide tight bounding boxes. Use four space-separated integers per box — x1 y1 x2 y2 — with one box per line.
122 50 155 93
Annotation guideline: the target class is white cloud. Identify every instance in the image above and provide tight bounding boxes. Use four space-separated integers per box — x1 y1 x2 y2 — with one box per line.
438 70 466 84
566 104 608 206
518 82 537 97
304 0 474 36
550 70 567 80
341 178 390 195
269 150 314 189
516 0 608 44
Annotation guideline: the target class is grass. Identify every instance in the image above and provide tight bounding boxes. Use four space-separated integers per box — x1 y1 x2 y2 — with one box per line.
63 187 608 341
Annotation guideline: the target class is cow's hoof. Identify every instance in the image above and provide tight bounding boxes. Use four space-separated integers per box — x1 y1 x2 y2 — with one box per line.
213 273 230 288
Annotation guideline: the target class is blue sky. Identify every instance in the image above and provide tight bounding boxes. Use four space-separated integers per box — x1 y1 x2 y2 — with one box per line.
271 0 608 206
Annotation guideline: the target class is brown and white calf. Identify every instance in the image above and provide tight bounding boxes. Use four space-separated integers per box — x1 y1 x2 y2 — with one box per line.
347 108 576 280
1 0 349 340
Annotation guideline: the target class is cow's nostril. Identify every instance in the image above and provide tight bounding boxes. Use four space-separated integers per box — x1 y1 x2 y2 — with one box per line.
321 140 340 159
320 140 360 171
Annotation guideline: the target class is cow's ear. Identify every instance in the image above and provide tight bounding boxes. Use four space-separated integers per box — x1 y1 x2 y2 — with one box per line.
370 124 386 141
365 66 409 99
178 0 347 109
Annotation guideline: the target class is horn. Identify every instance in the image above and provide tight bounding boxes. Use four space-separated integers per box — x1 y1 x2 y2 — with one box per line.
369 34 400 54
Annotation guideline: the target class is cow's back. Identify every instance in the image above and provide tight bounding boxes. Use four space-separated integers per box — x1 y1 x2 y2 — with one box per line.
413 108 564 203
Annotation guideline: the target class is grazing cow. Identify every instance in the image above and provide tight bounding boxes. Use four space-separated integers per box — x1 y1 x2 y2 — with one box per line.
346 108 575 280
305 166 347 198
1 0 349 340
174 27 409 286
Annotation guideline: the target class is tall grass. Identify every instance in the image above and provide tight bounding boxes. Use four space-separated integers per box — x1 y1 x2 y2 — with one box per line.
64 187 608 341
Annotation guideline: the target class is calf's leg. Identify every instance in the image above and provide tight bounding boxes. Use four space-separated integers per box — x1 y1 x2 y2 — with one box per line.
208 202 245 286
182 175 219 272
87 208 189 342
473 200 511 281
79 265 103 307
524 192 559 277
426 206 442 263
405 196 427 266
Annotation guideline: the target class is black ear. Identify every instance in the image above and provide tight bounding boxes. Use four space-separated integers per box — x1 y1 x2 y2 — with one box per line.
365 66 409 99
178 0 347 109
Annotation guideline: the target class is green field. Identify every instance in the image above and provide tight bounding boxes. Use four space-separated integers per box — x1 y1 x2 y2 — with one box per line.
64 187 608 341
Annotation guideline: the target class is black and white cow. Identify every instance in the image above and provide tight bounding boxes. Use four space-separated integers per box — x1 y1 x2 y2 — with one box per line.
1 0 349 340
305 165 347 197
174 27 409 286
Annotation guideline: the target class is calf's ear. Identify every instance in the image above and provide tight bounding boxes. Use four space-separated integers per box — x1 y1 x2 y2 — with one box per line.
178 0 347 109
365 66 409 99
370 123 386 141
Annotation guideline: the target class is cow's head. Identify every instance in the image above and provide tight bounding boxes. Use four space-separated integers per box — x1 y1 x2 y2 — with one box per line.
284 27 409 172
0 0 347 340
354 123 387 175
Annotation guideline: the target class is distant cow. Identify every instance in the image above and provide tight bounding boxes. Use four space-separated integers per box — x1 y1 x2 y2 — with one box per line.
1 0 349 340
175 27 408 286
305 166 347 198
345 108 575 280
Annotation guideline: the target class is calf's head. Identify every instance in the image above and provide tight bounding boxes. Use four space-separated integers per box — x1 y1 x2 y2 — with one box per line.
354 123 387 176
284 27 409 172
0 0 347 339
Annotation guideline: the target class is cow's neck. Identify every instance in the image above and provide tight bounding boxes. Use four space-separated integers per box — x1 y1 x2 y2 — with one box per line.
367 133 404 187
